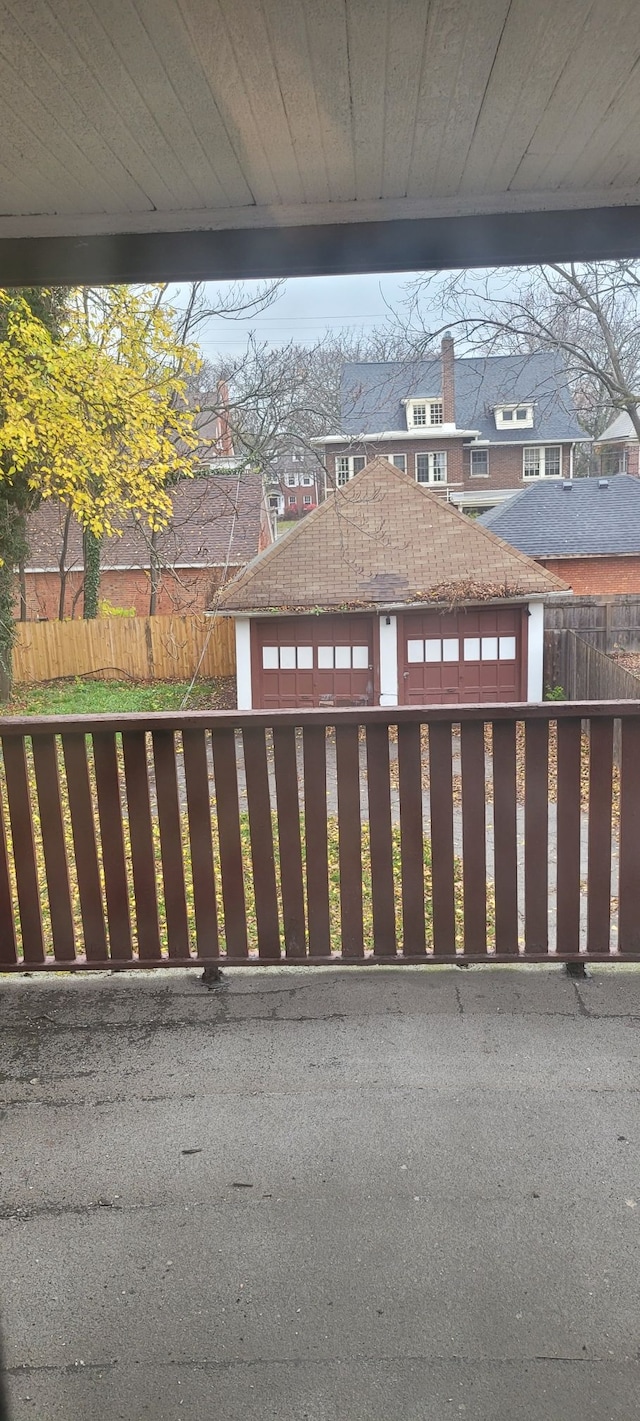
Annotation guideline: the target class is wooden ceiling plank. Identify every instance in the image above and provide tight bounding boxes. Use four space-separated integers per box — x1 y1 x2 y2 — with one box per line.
302 0 357 203
458 0 583 195
90 0 231 210
553 65 640 192
344 0 389 202
260 0 332 206
34 0 201 211
380 0 430 199
180 0 283 206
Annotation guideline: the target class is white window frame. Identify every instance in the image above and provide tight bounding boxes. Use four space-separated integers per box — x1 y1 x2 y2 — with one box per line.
335 454 366 486
523 445 562 480
495 404 534 430
416 451 448 485
388 453 407 472
285 471 297 487
300 473 314 486
302 494 312 506
470 447 489 477
288 494 297 505
406 398 444 429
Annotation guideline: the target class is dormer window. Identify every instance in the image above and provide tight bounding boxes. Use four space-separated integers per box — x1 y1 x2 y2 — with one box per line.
405 399 444 428
495 404 534 430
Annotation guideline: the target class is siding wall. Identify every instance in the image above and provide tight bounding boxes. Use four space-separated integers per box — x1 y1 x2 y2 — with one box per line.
326 441 575 494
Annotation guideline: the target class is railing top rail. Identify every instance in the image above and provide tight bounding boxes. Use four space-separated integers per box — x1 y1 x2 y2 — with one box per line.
0 700 638 736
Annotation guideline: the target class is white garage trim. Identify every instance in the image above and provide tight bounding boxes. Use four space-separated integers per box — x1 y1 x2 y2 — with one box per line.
378 615 398 706
235 618 252 710
527 603 544 702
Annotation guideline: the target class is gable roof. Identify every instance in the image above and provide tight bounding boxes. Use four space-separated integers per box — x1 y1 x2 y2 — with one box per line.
337 352 586 444
598 409 640 443
479 475 640 558
218 458 566 614
25 471 266 573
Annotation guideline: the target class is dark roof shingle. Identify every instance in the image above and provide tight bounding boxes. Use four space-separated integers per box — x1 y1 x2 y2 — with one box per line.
478 475 640 556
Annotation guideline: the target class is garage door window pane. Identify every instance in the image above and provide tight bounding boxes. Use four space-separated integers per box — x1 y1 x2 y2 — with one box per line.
297 646 313 669
499 636 517 660
464 638 480 661
424 640 442 662
352 645 369 669
442 638 459 662
481 637 498 661
280 646 296 669
407 638 424 662
262 646 279 669
335 646 351 669
318 646 334 669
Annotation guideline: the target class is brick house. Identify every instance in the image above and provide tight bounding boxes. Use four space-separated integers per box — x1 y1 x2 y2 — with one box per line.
19 470 272 620
218 457 566 710
314 338 589 511
479 475 640 595
596 410 640 478
265 443 323 522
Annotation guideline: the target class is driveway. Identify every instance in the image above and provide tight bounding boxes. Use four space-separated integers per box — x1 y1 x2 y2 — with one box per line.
1 965 639 1420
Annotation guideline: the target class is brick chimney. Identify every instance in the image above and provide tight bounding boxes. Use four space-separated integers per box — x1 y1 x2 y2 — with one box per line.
216 378 234 458
441 332 455 425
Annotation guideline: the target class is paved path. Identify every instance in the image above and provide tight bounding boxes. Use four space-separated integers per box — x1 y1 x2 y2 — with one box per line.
2 965 640 1419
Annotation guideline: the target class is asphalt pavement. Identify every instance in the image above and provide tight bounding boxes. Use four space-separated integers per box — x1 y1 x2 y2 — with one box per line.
1 964 639 1420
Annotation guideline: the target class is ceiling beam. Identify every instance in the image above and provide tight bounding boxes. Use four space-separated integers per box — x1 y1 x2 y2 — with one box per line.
2 206 640 285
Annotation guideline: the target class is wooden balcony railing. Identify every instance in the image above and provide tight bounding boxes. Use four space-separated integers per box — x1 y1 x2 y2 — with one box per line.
0 703 638 971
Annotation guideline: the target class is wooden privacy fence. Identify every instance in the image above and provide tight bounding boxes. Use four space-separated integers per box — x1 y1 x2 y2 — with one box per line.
12 614 236 684
545 629 640 701
1 702 640 971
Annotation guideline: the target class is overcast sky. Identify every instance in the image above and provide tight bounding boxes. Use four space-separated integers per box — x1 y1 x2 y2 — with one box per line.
173 271 415 359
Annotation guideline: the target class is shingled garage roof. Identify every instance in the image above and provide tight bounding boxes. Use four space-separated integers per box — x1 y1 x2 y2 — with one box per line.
218 458 566 614
479 474 640 557
338 352 586 443
24 470 265 573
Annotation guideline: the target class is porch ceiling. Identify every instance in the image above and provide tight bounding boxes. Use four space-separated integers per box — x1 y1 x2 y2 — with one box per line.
2 0 640 281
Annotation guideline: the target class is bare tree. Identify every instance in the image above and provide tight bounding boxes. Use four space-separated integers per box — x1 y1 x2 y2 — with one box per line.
396 263 640 444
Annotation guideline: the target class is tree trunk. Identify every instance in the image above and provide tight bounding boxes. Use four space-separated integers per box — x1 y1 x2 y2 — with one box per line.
18 561 27 621
58 507 73 620
83 529 101 619
0 499 27 701
149 528 160 616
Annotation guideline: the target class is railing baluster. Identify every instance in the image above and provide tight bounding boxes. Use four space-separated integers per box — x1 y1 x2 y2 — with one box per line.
366 723 396 957
243 726 281 959
493 720 519 955
62 734 108 962
273 726 306 957
211 727 248 958
0 771 17 965
153 730 190 960
182 729 219 960
524 719 549 954
618 717 640 954
31 734 76 963
336 724 364 957
303 725 330 956
397 721 426 957
461 720 487 957
429 721 456 955
556 717 582 956
2 736 45 963
92 733 132 961
122 731 161 960
587 717 613 955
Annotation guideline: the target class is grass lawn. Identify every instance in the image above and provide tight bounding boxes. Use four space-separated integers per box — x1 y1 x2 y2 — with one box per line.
6 676 236 717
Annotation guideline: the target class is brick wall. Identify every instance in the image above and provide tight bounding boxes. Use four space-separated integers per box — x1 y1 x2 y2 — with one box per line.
326 441 575 493
16 565 232 620
539 556 640 595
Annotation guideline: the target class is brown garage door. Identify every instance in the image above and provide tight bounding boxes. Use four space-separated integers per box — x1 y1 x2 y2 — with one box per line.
253 615 375 709
399 606 526 705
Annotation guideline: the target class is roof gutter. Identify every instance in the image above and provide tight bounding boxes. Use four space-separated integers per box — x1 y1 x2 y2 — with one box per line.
214 591 561 618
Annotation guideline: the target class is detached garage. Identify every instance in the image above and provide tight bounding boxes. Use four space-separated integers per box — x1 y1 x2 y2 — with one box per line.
217 459 567 709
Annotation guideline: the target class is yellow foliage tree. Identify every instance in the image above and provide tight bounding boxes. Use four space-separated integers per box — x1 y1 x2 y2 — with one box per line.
0 286 202 691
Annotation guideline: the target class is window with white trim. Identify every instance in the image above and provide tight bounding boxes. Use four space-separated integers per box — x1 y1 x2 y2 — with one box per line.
470 448 489 477
463 637 517 661
300 473 314 486
268 495 281 511
288 495 296 505
335 454 366 486
601 447 627 476
416 451 447 484
303 494 312 506
262 645 313 670
523 446 562 479
388 453 407 472
495 404 533 429
285 471 297 487
407 399 444 428
317 645 369 669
